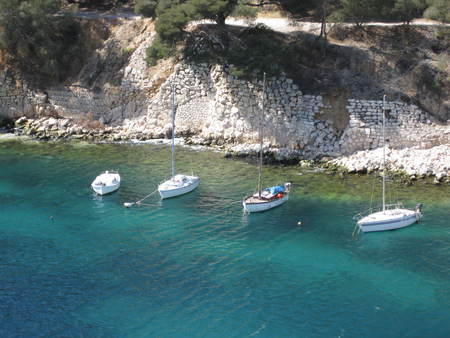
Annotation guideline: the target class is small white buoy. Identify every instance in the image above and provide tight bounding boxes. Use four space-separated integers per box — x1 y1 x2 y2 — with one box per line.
123 202 133 208
297 221 303 226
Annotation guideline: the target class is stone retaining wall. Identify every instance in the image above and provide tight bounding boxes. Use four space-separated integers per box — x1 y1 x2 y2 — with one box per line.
124 62 448 160
1 60 449 160
339 99 449 154
0 72 34 119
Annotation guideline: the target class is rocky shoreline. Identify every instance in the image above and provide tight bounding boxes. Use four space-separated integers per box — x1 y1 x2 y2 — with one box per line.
1 17 448 187
330 145 450 183
10 116 450 184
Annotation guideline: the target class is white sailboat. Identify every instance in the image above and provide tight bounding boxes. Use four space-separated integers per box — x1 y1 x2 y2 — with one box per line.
243 74 291 213
158 86 200 199
91 170 120 195
354 95 422 232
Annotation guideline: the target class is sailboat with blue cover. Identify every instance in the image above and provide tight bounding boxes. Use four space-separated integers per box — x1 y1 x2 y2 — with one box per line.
243 74 291 213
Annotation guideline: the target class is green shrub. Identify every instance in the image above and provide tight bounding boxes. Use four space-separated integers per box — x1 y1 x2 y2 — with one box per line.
0 1 83 87
134 0 157 17
424 0 450 23
184 23 289 79
146 37 176 66
230 2 258 19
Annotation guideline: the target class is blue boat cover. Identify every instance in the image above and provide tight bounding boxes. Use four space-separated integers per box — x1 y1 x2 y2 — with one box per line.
265 186 285 195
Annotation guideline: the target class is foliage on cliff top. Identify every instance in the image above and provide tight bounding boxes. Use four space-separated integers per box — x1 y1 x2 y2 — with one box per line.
0 0 85 87
177 22 449 120
143 0 449 71
185 23 289 78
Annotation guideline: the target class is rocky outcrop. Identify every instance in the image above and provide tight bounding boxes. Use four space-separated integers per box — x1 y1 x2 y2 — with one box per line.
119 62 450 160
14 114 450 183
2 17 450 180
330 145 450 183
14 116 119 141
8 55 450 179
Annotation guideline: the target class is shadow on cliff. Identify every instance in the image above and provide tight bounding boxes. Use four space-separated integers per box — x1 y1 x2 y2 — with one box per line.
186 23 385 96
185 23 449 123
6 19 447 132
183 23 390 142
42 18 154 125
326 25 449 122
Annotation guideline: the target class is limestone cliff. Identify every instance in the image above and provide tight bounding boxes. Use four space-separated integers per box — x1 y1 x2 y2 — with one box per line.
0 16 449 163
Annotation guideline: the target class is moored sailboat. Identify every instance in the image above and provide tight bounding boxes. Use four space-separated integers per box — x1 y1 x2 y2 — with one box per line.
354 95 422 232
158 85 200 199
243 74 291 213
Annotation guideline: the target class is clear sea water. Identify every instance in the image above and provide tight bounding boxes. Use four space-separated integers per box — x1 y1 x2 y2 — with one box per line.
1 136 449 338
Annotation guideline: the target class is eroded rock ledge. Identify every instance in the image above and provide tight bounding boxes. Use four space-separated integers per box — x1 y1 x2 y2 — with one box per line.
330 146 450 183
13 115 450 183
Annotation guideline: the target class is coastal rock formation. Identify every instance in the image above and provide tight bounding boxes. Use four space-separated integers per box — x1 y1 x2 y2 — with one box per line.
2 17 449 180
14 104 450 182
330 145 450 182
10 60 450 179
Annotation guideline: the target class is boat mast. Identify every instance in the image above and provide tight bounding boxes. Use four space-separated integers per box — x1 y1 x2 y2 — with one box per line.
382 95 386 212
258 73 266 196
171 85 177 178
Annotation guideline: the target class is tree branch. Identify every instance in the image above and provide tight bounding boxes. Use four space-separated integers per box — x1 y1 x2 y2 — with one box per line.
241 1 281 7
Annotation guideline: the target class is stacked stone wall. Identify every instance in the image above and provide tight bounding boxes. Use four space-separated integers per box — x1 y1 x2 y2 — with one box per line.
0 72 35 119
1 59 448 160
340 99 449 155
45 86 149 124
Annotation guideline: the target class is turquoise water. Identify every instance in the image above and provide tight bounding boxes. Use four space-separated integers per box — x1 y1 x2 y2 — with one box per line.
1 138 449 337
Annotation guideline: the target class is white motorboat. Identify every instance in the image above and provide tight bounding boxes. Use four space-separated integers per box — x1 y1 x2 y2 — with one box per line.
243 73 291 213
91 170 120 195
354 96 422 233
158 85 199 199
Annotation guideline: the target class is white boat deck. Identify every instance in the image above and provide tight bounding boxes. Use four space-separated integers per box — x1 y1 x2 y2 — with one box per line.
91 171 121 195
158 174 200 199
159 174 198 190
360 208 415 223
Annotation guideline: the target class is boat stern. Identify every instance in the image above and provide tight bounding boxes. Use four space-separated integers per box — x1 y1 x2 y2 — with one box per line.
415 203 423 221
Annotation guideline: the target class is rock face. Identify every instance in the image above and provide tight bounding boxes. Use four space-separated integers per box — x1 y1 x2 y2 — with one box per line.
121 62 450 161
1 17 449 179
331 145 450 181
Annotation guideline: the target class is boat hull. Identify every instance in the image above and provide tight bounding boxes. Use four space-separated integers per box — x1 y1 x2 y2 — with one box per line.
92 183 120 195
357 208 421 232
243 193 289 213
158 175 200 199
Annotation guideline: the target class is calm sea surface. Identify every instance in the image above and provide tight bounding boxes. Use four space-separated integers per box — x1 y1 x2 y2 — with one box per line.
1 137 449 337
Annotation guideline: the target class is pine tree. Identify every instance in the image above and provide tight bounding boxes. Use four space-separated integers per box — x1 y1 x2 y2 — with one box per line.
0 0 82 86
135 0 158 17
424 0 450 23
393 0 427 24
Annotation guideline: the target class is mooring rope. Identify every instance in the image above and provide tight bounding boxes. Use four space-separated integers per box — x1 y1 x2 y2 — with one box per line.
124 188 159 208
352 224 361 238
